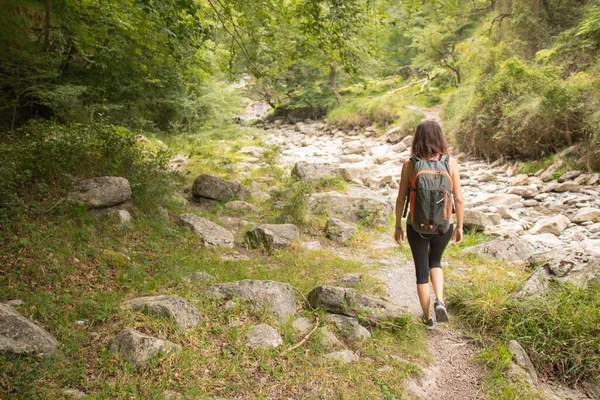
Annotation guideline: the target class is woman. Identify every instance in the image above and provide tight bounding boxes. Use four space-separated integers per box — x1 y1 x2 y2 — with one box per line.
394 120 464 329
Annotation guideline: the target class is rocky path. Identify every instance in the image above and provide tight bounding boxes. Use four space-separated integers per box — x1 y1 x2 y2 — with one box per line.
257 108 600 399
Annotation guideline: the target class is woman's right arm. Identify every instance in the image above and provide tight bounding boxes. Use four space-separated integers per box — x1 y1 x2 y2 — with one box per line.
450 157 465 243
394 160 412 244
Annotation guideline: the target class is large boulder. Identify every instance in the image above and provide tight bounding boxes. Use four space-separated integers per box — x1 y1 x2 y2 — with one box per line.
462 237 533 263
192 174 251 201
123 295 202 328
528 214 570 236
325 218 358 244
177 214 234 248
71 176 132 208
111 328 181 367
291 162 339 182
308 192 392 226
246 224 299 251
307 286 403 323
244 324 283 349
0 303 59 355
463 210 502 231
205 280 296 324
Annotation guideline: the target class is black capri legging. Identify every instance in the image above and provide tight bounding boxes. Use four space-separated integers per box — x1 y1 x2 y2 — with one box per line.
407 224 454 284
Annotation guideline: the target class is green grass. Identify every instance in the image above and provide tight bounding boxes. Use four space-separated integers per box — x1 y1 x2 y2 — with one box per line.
445 246 600 387
0 198 427 399
327 78 428 131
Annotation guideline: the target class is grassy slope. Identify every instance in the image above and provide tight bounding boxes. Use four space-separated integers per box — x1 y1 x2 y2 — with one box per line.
0 133 429 399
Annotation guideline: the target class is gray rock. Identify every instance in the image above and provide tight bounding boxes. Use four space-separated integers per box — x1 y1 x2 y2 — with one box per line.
291 162 339 181
462 237 533 262
187 271 216 284
572 207 600 223
334 273 363 288
71 177 132 208
163 390 184 400
325 218 358 244
338 166 371 183
224 201 259 212
123 295 202 328
292 317 313 335
324 314 371 340
324 349 359 363
252 192 271 202
402 135 413 147
588 173 599 185
244 324 283 349
108 209 132 224
246 224 299 251
529 214 570 236
308 191 392 226
205 280 296 324
192 174 251 201
0 303 58 355
463 210 502 231
319 327 345 349
62 389 88 399
307 286 403 323
111 328 181 367
177 214 234 248
508 340 538 385
517 252 600 297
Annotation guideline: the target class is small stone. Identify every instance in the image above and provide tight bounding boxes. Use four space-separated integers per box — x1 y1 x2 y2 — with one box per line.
178 214 234 248
62 389 88 399
557 170 581 182
324 349 359 364
325 314 371 340
246 224 299 251
225 201 259 212
508 340 538 385
553 182 580 193
187 271 216 284
111 328 181 367
319 327 345 349
511 174 529 186
523 199 538 207
325 218 358 244
163 390 184 400
334 273 363 288
292 317 313 335
123 295 202 328
244 324 283 349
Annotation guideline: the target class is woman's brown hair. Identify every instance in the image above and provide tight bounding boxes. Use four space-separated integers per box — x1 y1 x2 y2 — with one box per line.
410 120 449 158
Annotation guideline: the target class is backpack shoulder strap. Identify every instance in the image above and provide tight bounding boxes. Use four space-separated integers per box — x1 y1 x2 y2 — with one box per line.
440 154 450 163
410 156 421 164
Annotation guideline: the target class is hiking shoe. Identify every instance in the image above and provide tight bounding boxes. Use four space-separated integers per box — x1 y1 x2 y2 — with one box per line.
420 315 434 330
435 300 449 323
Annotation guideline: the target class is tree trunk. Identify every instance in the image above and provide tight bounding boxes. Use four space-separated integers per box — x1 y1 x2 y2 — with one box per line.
44 0 52 51
329 64 342 105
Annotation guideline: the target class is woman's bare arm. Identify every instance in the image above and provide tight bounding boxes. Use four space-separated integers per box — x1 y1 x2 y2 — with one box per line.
450 157 464 238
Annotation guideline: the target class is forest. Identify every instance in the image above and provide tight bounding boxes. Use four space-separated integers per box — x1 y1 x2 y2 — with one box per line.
1 0 600 399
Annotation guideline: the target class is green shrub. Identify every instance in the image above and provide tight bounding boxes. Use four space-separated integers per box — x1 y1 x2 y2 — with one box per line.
0 121 172 222
453 58 587 161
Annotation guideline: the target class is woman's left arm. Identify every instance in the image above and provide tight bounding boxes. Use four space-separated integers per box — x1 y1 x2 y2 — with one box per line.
450 157 465 243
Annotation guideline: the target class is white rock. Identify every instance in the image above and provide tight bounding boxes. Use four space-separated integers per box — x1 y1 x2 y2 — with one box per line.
572 207 600 223
245 324 283 349
522 234 563 248
324 349 359 364
529 214 570 236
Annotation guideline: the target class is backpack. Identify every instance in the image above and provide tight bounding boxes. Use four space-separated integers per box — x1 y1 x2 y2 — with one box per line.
403 155 453 235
